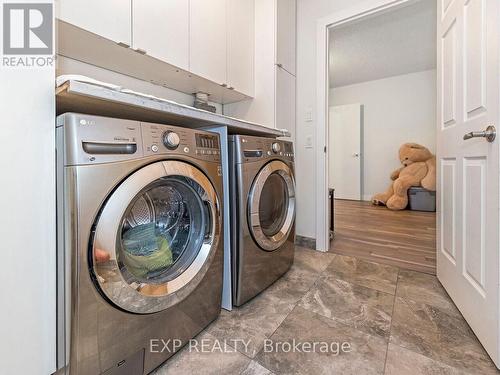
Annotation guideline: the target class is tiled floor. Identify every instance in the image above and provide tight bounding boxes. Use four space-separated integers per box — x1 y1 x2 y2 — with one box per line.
155 247 499 375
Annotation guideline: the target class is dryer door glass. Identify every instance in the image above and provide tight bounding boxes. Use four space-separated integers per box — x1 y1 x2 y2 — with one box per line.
259 173 289 237
92 161 221 314
248 160 296 251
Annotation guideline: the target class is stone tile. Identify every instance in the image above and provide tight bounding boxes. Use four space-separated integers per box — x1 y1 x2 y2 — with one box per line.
207 293 295 358
256 306 387 375
396 270 460 317
385 343 468 375
390 297 499 374
207 247 333 359
241 360 275 375
324 254 399 294
262 264 320 305
298 276 394 339
263 246 335 305
293 246 336 274
154 332 250 375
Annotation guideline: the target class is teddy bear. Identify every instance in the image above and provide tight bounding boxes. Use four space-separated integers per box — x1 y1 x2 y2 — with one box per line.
372 143 436 210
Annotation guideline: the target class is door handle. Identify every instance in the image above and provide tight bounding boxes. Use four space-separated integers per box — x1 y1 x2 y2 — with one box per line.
463 125 496 142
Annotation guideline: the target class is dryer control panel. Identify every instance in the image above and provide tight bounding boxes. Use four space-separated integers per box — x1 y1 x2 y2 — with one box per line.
232 135 294 164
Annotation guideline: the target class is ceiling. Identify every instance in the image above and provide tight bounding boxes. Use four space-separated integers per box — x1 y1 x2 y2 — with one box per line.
329 0 437 88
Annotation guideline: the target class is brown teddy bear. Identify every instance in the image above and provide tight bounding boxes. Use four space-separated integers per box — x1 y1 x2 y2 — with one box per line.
372 143 436 210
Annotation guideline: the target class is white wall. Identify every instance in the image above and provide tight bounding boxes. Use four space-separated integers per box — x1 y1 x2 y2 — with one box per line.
0 62 56 372
296 0 363 239
330 69 436 201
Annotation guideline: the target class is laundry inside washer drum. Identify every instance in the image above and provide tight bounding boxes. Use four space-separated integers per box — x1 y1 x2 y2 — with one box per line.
122 223 174 278
119 177 207 282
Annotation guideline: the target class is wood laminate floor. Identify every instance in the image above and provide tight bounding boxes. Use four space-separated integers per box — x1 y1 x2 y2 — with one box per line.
331 199 436 274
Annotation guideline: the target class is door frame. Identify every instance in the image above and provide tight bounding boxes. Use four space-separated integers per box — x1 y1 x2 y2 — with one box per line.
314 0 421 251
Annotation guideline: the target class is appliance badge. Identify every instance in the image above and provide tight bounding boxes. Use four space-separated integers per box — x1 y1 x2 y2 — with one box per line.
79 119 96 126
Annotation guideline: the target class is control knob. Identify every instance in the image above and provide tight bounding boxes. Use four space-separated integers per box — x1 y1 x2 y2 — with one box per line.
271 142 281 154
162 131 180 149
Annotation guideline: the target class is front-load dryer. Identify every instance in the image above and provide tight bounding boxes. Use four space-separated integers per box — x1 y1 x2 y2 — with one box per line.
229 135 296 306
56 113 223 374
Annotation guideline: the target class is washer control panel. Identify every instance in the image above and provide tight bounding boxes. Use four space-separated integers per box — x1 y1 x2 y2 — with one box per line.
57 113 221 165
142 123 220 162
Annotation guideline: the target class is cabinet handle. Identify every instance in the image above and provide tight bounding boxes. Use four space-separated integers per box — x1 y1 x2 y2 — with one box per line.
117 41 130 48
228 86 234 90
220 83 228 87
134 48 147 55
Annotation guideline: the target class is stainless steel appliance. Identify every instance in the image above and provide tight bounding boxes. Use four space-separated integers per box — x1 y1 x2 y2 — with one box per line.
229 135 296 306
56 113 223 374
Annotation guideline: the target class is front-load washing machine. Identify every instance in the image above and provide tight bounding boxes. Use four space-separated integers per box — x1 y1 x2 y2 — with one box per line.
229 135 296 306
56 113 223 374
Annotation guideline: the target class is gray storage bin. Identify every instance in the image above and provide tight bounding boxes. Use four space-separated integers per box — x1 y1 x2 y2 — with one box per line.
408 186 436 212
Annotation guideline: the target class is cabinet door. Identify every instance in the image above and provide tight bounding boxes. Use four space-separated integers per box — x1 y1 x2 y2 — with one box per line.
227 0 255 97
58 0 131 44
132 0 189 71
190 0 227 85
276 0 296 75
276 66 295 140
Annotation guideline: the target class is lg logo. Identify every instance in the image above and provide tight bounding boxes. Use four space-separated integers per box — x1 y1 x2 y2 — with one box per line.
3 3 53 55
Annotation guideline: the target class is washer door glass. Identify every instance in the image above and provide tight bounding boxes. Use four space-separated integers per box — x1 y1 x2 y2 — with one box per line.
248 160 296 251
92 161 220 314
119 177 206 284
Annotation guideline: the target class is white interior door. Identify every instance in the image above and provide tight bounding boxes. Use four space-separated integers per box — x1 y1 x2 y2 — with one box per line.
329 104 362 200
437 0 500 366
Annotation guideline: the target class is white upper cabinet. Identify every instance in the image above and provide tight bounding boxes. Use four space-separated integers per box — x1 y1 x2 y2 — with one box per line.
190 0 227 86
227 0 255 97
276 66 296 139
58 0 131 45
276 0 296 75
57 0 255 101
132 0 189 71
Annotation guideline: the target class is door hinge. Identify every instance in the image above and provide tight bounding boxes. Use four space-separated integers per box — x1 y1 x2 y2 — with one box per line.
324 146 327 153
